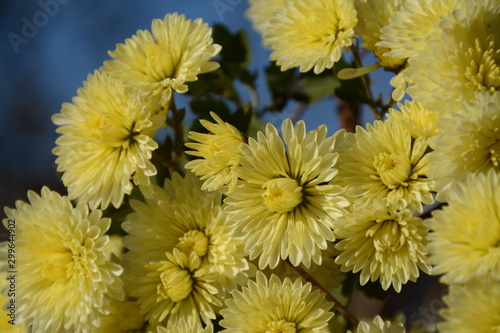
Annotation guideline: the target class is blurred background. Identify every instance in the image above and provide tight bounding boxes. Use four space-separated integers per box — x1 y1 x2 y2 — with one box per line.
0 0 440 329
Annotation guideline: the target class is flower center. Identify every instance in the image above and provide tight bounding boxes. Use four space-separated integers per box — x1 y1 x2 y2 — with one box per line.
368 220 405 253
176 230 209 257
158 265 193 302
374 152 411 189
145 42 176 81
266 319 297 333
489 140 500 168
40 250 74 282
262 178 303 213
464 36 500 94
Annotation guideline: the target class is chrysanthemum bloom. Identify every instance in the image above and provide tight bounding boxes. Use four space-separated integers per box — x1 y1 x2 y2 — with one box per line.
349 315 406 333
219 271 334 332
385 99 440 141
438 277 500 333
1 187 124 333
224 120 349 269
246 0 285 34
336 119 434 213
353 0 406 72
130 248 221 327
156 318 213 333
405 2 500 113
377 0 465 59
101 13 221 110
91 299 145 333
334 200 429 292
52 71 165 210
185 112 245 193
123 172 252 316
262 0 357 74
427 93 500 201
426 170 500 285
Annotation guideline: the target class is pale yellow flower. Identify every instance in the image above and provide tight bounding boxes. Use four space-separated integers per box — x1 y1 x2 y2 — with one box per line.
426 170 500 285
224 119 349 269
385 99 440 141
349 315 406 333
52 71 165 210
405 2 500 113
354 0 406 71
102 13 221 110
427 93 500 201
1 187 124 333
336 119 434 213
378 0 463 59
91 299 145 333
246 0 285 34
438 277 500 333
130 248 221 328
185 112 245 193
123 172 253 321
219 271 334 332
334 200 429 292
263 0 357 74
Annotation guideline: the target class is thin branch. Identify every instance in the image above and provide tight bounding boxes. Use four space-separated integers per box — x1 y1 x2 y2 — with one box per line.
349 44 380 120
244 82 259 114
285 259 360 326
290 102 307 124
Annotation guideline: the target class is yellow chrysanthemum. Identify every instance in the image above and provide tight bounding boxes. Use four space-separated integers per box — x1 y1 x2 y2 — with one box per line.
427 93 500 201
262 0 357 74
246 0 285 34
405 2 500 113
334 200 429 292
438 277 500 333
1 187 124 333
130 248 221 327
377 0 464 59
219 271 334 332
185 112 245 193
385 99 440 141
354 0 406 71
336 119 434 213
91 299 145 333
156 318 213 333
224 119 349 269
425 170 500 285
123 172 253 320
52 71 165 210
349 315 406 333
101 13 221 110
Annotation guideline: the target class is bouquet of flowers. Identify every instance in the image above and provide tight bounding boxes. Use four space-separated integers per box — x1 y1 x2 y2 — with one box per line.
2 0 499 332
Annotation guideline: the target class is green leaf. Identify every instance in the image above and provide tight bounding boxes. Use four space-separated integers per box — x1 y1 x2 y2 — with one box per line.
296 70 340 103
333 58 372 104
189 96 232 133
264 61 297 111
213 24 251 66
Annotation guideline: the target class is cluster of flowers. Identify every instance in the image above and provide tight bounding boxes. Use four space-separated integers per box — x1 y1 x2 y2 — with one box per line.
1 0 499 332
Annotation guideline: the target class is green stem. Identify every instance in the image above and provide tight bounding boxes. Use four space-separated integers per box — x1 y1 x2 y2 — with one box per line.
350 44 380 120
285 259 359 327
